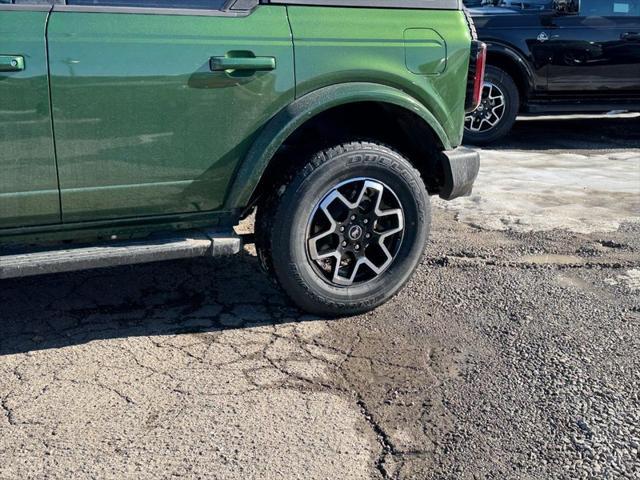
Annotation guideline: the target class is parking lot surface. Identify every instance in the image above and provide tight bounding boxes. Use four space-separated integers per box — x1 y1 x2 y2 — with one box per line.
1 116 639 479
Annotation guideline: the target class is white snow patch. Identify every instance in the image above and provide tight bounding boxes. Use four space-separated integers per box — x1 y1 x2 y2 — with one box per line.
436 149 640 233
617 269 640 291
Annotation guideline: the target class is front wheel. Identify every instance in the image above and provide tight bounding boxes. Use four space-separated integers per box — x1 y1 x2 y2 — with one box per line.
464 65 520 145
256 142 431 316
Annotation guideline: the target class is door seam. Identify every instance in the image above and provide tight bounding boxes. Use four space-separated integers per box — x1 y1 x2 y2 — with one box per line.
285 5 297 99
44 5 63 224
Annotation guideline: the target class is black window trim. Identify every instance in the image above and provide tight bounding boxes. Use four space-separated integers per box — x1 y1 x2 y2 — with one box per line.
51 0 259 16
263 0 462 9
0 2 52 11
1 0 463 12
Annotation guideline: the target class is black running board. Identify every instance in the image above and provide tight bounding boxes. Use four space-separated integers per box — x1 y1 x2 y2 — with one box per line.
0 230 241 280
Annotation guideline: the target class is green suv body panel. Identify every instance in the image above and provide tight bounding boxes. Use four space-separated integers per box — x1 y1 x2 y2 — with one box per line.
286 6 471 146
0 1 475 246
0 9 60 229
47 6 294 222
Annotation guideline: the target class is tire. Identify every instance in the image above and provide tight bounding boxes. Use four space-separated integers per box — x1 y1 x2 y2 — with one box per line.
464 65 520 145
256 141 431 317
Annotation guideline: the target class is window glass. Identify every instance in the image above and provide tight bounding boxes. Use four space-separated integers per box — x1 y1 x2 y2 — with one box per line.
580 0 640 16
67 0 228 10
462 0 554 9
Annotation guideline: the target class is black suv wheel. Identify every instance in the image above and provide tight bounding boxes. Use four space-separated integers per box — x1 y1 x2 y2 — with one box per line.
464 65 520 145
256 141 431 316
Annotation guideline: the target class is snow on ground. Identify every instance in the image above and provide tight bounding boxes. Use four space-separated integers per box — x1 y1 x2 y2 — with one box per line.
435 115 640 234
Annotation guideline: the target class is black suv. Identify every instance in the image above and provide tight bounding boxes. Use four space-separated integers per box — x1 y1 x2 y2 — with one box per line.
464 0 640 144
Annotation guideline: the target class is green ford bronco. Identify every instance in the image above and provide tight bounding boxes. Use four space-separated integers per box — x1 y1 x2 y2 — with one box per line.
0 0 485 315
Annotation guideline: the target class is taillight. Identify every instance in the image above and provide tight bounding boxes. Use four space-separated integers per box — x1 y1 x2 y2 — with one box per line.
465 41 487 113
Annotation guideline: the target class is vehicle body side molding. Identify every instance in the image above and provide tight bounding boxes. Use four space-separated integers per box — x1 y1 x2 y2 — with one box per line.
224 82 450 210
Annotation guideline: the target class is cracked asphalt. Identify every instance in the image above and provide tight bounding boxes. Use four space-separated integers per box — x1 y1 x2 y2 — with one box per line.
1 116 639 479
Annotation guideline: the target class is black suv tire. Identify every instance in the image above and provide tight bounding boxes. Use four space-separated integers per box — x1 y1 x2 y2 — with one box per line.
256 141 431 317
464 65 520 145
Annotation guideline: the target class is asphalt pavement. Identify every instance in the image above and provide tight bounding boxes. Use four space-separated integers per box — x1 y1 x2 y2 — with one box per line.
1 115 639 479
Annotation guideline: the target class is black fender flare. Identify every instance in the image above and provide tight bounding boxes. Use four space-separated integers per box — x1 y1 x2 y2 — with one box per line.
484 41 536 93
223 82 450 210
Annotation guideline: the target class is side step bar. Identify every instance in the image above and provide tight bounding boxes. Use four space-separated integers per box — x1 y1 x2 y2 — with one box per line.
0 230 242 280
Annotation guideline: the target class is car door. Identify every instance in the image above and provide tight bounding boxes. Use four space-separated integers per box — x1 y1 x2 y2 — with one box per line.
47 0 294 223
546 0 640 92
469 8 553 92
0 0 60 229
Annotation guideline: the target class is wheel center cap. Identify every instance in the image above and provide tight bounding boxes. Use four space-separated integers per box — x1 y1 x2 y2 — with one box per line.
348 225 363 241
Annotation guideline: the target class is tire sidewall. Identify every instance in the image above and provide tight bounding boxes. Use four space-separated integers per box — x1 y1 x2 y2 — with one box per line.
270 145 430 314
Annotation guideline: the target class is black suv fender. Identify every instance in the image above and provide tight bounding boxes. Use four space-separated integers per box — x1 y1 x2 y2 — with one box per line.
484 40 535 97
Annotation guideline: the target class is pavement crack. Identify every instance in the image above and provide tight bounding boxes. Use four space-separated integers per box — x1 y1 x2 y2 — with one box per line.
357 398 397 480
97 381 136 405
63 378 136 405
150 338 205 365
260 329 350 393
1 397 17 426
112 343 179 381
430 255 639 271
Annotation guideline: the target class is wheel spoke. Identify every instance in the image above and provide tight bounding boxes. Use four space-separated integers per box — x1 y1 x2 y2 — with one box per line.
372 185 403 267
323 190 354 212
374 188 403 223
485 83 493 100
341 257 380 286
308 235 340 261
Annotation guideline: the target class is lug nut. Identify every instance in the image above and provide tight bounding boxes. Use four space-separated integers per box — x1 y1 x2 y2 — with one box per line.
363 219 369 224
365 233 371 239
350 215 356 221
339 226 345 232
342 241 347 247
354 244 360 251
